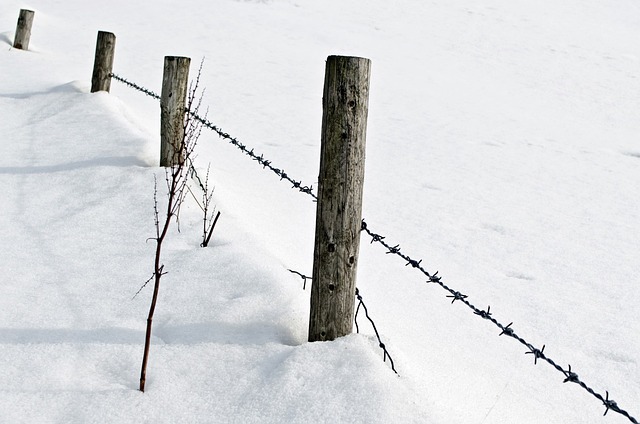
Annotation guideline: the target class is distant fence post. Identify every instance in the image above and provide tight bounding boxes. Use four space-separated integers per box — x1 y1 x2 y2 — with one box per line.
90 31 116 93
13 9 35 50
308 55 371 342
160 56 191 167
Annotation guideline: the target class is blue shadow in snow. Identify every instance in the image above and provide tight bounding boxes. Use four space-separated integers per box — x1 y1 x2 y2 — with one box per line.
153 321 301 347
0 81 86 99
0 322 301 347
0 327 142 345
0 156 149 174
0 32 12 46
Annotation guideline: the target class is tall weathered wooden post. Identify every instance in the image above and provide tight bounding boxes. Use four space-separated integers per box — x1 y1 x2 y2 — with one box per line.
160 56 191 167
90 31 116 93
308 55 371 342
13 9 35 50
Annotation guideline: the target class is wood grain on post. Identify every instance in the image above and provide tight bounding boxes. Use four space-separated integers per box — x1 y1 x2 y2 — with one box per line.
13 9 35 50
308 55 371 342
91 31 116 93
160 56 191 167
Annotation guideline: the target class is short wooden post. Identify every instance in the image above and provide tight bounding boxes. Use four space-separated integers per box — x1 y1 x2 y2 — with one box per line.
308 55 371 342
91 31 116 93
160 56 191 167
13 9 35 50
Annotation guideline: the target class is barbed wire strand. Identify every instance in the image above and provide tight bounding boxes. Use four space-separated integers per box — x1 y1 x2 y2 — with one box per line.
109 73 638 424
110 73 161 100
355 287 398 374
111 72 316 199
359 220 637 423
188 111 317 200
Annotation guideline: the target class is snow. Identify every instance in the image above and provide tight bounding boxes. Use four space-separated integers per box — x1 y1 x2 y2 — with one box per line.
1 0 639 423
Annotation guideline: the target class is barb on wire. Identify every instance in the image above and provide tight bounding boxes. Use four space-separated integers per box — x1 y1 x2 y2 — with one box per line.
563 365 579 384
446 291 467 304
474 306 492 319
360 219 638 424
499 322 515 337
603 391 618 416
355 287 397 374
288 269 311 290
525 345 546 365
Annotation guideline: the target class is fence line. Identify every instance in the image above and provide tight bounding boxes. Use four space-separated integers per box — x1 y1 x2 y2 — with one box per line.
109 73 638 424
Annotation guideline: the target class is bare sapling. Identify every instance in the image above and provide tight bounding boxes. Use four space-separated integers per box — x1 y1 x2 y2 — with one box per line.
138 71 205 393
198 164 220 247
184 162 220 247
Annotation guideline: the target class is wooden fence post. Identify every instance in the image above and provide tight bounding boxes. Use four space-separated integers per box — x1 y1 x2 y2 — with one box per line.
160 56 191 167
13 9 35 50
91 31 116 93
308 55 371 342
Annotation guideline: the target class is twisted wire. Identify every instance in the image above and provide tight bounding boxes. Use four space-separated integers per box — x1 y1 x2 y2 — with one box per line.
110 73 160 100
187 111 317 199
360 220 637 423
288 269 310 290
355 288 397 374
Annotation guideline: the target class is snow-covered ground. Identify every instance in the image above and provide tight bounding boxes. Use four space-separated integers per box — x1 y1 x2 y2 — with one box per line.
1 1 639 423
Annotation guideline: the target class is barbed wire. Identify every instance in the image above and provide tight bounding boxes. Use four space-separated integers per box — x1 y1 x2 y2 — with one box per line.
188 111 317 200
355 287 397 374
109 73 638 423
359 220 638 423
110 73 316 199
110 73 160 100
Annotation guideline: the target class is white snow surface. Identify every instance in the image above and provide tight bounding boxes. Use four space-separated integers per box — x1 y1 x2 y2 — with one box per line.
1 1 639 423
